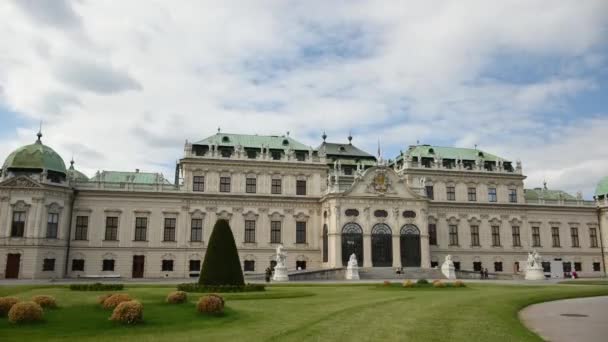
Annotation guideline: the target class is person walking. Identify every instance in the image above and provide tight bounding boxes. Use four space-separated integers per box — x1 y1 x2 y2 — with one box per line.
479 268 484 280
265 267 272 283
483 268 489 279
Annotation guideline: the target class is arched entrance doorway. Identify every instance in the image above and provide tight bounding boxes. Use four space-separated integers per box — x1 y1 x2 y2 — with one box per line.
400 225 421 267
372 223 392 267
341 223 363 266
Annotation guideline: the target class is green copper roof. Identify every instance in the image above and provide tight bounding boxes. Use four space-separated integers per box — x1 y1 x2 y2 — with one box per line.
595 177 608 196
401 145 505 162
194 133 311 151
524 188 576 201
90 171 171 185
319 142 376 159
3 135 67 174
67 161 88 182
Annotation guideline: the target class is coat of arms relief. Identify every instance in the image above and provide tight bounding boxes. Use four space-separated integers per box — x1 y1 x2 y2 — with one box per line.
367 168 395 194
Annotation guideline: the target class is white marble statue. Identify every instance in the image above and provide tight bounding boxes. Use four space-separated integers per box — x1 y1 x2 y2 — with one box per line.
441 254 457 280
345 253 360 280
272 245 289 281
524 249 545 280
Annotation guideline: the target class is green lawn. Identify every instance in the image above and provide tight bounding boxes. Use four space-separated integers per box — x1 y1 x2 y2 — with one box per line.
1 282 608 341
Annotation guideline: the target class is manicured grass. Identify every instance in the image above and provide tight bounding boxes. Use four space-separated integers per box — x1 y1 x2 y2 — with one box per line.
1 283 607 341
558 279 608 285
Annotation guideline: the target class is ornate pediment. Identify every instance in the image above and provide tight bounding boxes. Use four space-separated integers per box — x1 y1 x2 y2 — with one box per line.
342 166 424 200
0 176 43 189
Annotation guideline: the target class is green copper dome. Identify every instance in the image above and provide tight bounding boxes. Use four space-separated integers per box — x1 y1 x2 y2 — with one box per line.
2 133 67 174
67 160 88 182
596 176 608 197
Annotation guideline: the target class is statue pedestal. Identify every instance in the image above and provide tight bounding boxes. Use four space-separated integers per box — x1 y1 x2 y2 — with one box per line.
272 265 289 282
441 263 456 280
345 265 360 280
525 266 545 280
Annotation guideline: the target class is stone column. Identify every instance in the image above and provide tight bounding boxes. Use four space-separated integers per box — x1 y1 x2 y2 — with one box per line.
363 233 372 268
392 235 401 268
329 233 341 267
420 235 431 268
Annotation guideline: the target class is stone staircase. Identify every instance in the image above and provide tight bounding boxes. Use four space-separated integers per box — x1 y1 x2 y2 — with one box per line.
359 267 445 280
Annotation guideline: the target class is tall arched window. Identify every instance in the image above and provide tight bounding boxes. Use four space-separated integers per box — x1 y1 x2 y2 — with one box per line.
322 224 328 263
371 223 392 267
341 223 363 266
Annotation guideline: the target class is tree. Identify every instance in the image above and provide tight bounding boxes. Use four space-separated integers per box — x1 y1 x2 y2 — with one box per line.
199 219 244 286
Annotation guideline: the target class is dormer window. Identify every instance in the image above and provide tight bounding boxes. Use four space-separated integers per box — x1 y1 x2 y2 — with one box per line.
222 136 230 143
339 146 346 152
428 148 435 154
478 151 484 158
282 139 289 146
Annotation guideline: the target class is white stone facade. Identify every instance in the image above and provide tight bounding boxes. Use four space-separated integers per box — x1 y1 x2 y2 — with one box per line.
1 136 607 280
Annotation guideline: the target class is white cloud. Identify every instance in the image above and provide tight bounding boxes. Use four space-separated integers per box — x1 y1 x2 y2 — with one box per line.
0 0 607 198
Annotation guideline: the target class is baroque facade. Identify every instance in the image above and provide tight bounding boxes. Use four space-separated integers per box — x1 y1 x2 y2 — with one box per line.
1 131 607 279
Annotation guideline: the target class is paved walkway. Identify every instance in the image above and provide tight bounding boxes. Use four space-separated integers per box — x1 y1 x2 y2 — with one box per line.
520 296 608 342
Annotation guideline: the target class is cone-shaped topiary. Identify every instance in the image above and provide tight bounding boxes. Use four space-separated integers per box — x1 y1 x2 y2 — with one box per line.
199 219 244 286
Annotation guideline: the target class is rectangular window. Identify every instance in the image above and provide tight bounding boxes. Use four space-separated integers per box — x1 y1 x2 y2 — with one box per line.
494 262 503 272
428 224 437 245
219 176 231 192
296 180 307 196
72 259 85 271
574 262 582 272
105 216 118 241
296 260 307 270
191 218 203 242
532 227 541 247
134 217 147 241
11 211 26 237
271 151 281 160
449 225 459 246
246 149 258 159
446 186 456 201
453 262 461 271
473 262 482 272
74 216 89 240
270 221 281 243
102 259 115 271
488 188 497 202
43 258 55 271
551 227 560 247
590 228 598 247
508 189 517 203
470 225 480 246
593 262 601 272
563 262 572 273
571 227 580 247
46 213 59 238
425 185 434 200
193 176 204 192
163 218 176 241
189 260 201 272
512 226 521 247
430 261 439 268
491 226 501 246
244 260 255 272
244 220 256 243
542 261 551 273
467 187 477 201
162 260 174 272
245 177 257 193
271 179 282 194
295 152 306 162
296 221 307 244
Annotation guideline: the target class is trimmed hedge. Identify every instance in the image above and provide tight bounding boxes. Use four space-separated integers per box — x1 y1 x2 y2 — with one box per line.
31 295 57 309
166 291 188 304
8 301 43 323
70 283 124 291
102 294 132 310
196 295 224 315
177 283 265 293
0 296 20 316
110 300 143 324
199 219 244 286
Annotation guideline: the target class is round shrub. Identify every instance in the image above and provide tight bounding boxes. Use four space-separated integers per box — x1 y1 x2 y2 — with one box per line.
31 295 57 309
0 296 20 316
416 279 429 285
197 295 224 315
453 280 466 288
166 291 188 304
103 294 132 310
207 293 225 307
383 280 391 286
109 300 143 324
97 293 112 305
403 280 415 288
8 301 43 323
433 281 446 288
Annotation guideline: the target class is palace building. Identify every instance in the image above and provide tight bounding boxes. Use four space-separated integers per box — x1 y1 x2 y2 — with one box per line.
1 130 607 279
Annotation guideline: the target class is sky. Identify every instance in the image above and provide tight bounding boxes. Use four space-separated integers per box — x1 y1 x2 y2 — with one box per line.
0 0 607 198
